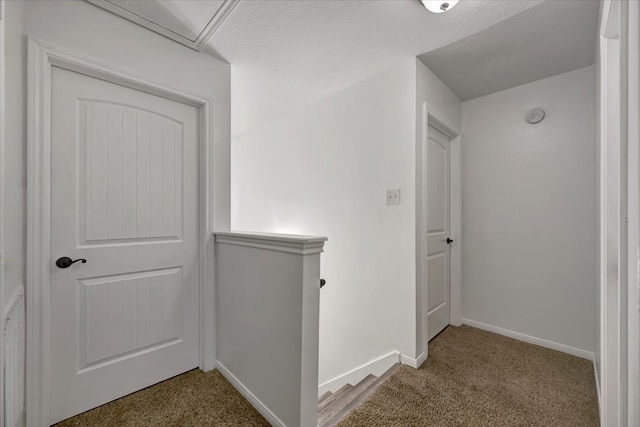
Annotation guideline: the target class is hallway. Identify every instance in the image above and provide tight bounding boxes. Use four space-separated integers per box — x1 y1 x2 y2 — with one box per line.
339 326 598 426
54 325 598 426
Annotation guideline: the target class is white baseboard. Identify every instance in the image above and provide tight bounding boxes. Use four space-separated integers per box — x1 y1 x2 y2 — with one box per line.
216 361 286 427
318 351 400 396
592 354 602 421
461 318 594 360
400 352 426 369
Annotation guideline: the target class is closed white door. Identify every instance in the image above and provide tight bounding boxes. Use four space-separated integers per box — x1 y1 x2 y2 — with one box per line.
49 67 200 424
426 126 451 341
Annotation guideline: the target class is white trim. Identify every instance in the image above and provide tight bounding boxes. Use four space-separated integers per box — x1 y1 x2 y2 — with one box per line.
317 351 400 397
594 353 603 418
13 412 24 427
26 38 216 426
418 103 463 360
194 0 240 50
3 285 23 323
400 352 426 369
215 232 327 255
216 362 286 427
601 0 620 38
599 2 625 425
627 1 640 425
448 124 463 328
461 318 594 360
85 0 239 52
0 0 6 423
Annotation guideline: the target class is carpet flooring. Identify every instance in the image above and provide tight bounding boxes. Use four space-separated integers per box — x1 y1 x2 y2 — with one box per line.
54 369 269 427
55 325 599 426
337 325 599 427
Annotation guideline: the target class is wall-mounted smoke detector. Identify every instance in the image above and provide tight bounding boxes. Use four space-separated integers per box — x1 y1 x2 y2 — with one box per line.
421 0 459 13
525 108 546 125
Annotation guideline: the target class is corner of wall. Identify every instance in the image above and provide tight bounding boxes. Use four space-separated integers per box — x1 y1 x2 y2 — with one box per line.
4 284 25 427
318 351 400 396
460 67 598 357
414 56 462 359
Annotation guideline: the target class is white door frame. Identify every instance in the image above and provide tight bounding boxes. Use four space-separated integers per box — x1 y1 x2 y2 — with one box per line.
26 38 216 427
626 1 640 424
418 102 462 357
599 1 625 425
0 0 6 424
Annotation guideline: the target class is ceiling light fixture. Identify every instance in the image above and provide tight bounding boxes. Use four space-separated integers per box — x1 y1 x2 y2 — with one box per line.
420 0 459 13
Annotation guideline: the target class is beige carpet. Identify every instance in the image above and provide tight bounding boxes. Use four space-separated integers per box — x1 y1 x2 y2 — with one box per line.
338 325 599 427
55 325 599 426
54 369 269 427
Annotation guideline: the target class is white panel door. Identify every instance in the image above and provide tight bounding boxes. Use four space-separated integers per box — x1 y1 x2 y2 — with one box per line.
49 67 199 424
426 126 451 341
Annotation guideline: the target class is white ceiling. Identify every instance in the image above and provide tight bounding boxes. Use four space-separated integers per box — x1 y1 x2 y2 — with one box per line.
206 0 559 134
418 0 600 100
89 0 600 130
105 0 226 41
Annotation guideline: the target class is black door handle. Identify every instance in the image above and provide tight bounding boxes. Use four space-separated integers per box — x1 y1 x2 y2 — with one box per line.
320 279 326 288
446 238 454 244
56 257 87 269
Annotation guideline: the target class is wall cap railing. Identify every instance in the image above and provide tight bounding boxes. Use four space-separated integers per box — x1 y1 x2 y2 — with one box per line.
214 231 327 255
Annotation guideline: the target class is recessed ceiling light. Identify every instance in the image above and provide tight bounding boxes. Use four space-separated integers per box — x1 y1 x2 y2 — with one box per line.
421 0 459 13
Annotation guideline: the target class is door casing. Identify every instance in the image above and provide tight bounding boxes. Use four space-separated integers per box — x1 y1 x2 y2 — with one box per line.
417 103 462 360
26 38 216 427
599 1 625 426
0 0 6 423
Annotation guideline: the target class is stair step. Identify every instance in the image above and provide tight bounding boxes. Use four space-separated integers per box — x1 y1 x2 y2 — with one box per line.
371 363 401 385
318 374 377 426
318 364 401 427
318 384 353 412
318 391 333 405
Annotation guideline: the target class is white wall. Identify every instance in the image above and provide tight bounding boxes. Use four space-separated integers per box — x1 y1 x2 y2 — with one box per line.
1 0 231 314
594 0 603 390
232 58 416 385
415 60 462 131
215 232 325 427
3 2 26 423
22 0 231 231
461 66 597 355
231 57 462 386
3 0 26 319
414 58 462 357
627 1 640 423
2 0 230 423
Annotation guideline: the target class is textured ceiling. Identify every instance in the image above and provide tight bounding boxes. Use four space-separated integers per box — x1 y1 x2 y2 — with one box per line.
103 0 597 134
207 0 548 65
205 0 551 135
418 0 600 101
90 1 600 129
106 0 225 40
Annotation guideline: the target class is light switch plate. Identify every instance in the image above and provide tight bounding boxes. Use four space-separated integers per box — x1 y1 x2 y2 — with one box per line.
386 189 401 205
